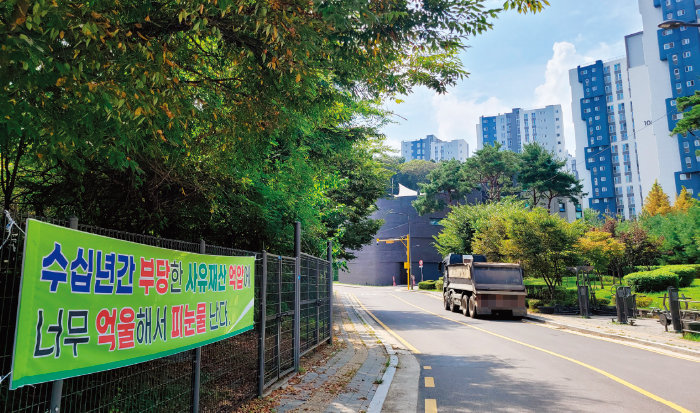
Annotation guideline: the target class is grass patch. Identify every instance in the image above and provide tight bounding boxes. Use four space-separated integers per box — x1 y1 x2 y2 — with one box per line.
683 333 700 342
525 277 700 310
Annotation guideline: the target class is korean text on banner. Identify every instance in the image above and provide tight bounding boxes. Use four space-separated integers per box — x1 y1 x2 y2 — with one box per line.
10 219 255 389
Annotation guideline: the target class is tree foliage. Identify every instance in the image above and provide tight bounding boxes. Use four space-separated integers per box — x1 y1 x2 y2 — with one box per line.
1 0 549 257
575 230 624 287
642 204 700 264
413 160 472 214
393 160 438 193
674 186 696 212
464 143 521 203
433 198 526 256
519 143 582 210
671 90 700 137
642 180 672 217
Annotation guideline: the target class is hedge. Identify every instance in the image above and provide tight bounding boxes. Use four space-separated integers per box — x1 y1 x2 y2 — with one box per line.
624 269 679 293
436 277 444 291
662 265 699 288
418 280 436 290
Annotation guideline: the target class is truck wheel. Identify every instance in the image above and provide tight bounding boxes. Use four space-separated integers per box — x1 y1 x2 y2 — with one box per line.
443 293 450 311
449 291 459 312
468 295 478 318
461 295 469 317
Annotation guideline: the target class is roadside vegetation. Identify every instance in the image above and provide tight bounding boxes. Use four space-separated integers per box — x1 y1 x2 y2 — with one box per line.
431 178 699 308
0 0 550 260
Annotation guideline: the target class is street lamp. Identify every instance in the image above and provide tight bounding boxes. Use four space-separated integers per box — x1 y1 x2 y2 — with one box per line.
658 19 700 29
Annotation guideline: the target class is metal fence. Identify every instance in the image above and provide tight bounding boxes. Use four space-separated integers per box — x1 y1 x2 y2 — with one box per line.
0 213 332 412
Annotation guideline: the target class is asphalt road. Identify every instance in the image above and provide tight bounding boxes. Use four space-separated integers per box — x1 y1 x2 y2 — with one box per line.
337 285 700 413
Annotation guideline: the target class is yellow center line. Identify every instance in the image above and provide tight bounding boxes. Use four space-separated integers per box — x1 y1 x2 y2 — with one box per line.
424 377 435 387
391 294 692 413
348 293 421 354
418 290 699 363
425 398 437 413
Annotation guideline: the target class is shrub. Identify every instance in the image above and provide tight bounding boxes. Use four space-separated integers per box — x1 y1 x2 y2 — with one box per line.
528 299 542 309
624 270 679 293
418 280 436 290
435 277 444 291
551 289 578 306
662 265 700 288
636 296 654 308
597 298 610 306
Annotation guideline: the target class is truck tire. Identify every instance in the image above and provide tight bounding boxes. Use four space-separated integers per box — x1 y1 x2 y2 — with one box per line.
443 292 450 311
449 291 459 312
468 295 478 318
461 295 469 317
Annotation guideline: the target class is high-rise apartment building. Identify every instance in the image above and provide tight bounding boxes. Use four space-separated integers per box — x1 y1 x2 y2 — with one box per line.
476 105 566 157
400 135 469 162
569 58 644 219
634 0 700 199
569 1 700 219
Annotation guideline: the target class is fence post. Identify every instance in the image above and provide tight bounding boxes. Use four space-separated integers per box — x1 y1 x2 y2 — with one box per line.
668 287 682 333
49 217 78 412
258 251 268 396
191 239 205 413
293 222 301 371
327 241 333 344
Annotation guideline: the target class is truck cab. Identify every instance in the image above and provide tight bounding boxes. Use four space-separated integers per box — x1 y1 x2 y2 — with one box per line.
441 254 527 319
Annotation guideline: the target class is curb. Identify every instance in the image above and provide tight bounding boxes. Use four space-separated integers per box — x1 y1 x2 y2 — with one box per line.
525 315 700 358
342 294 400 413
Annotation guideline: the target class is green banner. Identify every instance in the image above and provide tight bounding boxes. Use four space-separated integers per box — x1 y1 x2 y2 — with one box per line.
11 219 255 389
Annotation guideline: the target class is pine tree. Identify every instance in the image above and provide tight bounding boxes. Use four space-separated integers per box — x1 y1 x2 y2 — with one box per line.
642 180 672 216
673 186 696 212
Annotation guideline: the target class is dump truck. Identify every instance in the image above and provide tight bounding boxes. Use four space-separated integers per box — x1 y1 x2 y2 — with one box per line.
441 254 527 318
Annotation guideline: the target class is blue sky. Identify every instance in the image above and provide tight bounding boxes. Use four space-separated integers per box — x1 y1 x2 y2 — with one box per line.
381 1 644 156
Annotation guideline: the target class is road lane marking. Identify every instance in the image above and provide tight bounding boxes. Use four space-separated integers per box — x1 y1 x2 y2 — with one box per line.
348 293 421 354
424 366 432 369
424 377 435 387
391 294 692 413
416 290 700 363
524 320 700 363
425 398 437 413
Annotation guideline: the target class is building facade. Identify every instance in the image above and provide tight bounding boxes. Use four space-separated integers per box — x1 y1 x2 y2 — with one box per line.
634 0 700 199
569 57 645 219
476 105 567 158
569 1 700 219
400 135 469 162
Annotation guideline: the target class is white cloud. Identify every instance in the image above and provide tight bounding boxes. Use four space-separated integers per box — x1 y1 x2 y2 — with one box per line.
532 40 625 156
431 93 510 155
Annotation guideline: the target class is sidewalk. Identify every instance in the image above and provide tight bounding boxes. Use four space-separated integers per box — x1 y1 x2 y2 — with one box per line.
240 291 419 412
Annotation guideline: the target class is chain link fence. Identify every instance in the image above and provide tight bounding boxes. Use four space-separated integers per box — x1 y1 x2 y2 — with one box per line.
0 213 332 412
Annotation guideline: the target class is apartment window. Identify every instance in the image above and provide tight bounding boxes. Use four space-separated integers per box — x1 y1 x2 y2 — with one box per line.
664 42 674 50
683 51 691 58
687 80 695 87
674 68 680 76
614 64 621 71
595 115 600 120
594 97 600 102
559 203 566 213
614 176 620 184
673 54 679 64
682 38 690 45
592 199 600 204
684 141 690 153
600 156 605 161
626 175 632 183
671 99 677 106
678 9 686 16
602 187 608 192
601 177 607 182
611 134 617 142
676 82 682 90
667 12 673 19
695 139 700 147
617 92 624 100
686 66 694 72
685 157 692 168
623 143 629 152
663 29 673 36
600 165 605 171
607 95 613 103
596 125 602 131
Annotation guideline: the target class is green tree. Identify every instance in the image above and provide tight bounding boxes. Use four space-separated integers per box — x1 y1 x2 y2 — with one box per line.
575 230 624 288
519 143 582 210
463 143 521 203
502 208 583 298
642 203 700 264
671 90 700 138
1 0 549 257
433 198 526 256
413 160 472 214
393 160 438 193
